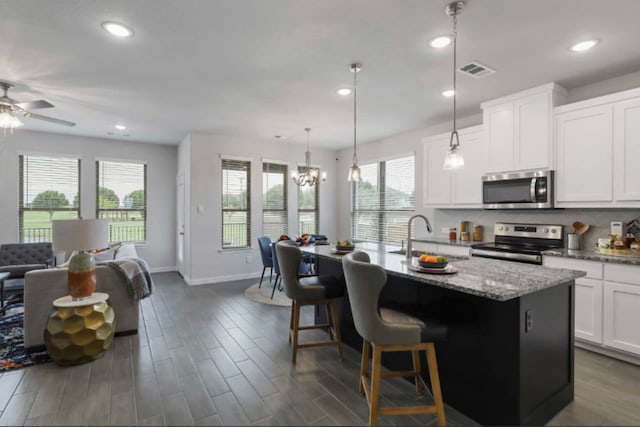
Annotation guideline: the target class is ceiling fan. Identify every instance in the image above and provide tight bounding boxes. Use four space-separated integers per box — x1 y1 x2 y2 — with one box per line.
0 80 76 129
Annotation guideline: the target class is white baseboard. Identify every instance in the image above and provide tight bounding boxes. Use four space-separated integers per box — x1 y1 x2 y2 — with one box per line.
188 271 262 286
575 340 640 366
149 266 177 273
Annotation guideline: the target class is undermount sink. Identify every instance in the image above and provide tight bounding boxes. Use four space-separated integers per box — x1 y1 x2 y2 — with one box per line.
387 249 468 261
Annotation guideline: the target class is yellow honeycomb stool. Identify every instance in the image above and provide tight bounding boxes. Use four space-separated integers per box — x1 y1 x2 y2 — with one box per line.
44 292 116 366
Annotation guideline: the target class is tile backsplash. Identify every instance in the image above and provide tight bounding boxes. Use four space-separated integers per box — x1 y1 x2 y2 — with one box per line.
428 208 640 250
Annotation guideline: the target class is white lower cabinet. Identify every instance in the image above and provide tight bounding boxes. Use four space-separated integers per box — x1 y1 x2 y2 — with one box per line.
574 278 603 344
544 256 640 359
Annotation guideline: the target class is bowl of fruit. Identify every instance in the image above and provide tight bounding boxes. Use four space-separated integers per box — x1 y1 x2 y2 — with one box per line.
418 254 448 269
335 240 355 252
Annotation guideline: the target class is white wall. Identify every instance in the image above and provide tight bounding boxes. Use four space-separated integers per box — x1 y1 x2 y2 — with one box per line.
181 132 339 285
0 130 177 271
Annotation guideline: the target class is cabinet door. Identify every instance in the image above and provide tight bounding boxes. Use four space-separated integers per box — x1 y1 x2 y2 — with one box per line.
484 103 514 173
452 129 485 205
575 278 603 344
423 138 451 205
603 281 640 355
613 97 640 202
515 92 551 170
556 105 613 203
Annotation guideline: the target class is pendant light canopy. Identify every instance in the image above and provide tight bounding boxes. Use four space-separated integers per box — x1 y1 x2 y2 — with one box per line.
443 1 465 170
347 63 362 182
291 128 326 187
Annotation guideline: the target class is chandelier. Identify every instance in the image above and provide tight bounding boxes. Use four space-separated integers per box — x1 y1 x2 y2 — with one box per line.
291 128 326 187
442 1 465 170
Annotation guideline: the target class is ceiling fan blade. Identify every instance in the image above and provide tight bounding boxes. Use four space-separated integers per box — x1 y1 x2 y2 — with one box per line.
26 112 76 127
15 100 54 110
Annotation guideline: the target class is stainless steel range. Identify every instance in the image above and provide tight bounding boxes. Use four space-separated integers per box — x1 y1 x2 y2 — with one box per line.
471 222 564 265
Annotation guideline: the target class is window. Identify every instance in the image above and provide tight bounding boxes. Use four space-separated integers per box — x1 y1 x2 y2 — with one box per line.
19 155 81 243
96 160 147 243
351 155 415 244
262 162 288 240
297 166 319 235
222 158 251 248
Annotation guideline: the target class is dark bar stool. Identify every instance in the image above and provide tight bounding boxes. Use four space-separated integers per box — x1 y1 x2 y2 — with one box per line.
257 236 273 288
275 240 344 364
342 251 447 426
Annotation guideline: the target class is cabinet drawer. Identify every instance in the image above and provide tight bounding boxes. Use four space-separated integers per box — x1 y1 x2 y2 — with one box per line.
543 256 603 279
604 264 640 285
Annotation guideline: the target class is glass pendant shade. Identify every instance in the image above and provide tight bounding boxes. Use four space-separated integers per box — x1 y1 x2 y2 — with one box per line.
348 164 362 182
0 111 24 134
443 145 464 170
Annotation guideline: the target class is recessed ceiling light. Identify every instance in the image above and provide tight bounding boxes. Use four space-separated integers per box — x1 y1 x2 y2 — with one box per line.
102 21 134 38
429 35 452 48
115 124 127 130
570 39 598 52
337 88 352 96
442 89 455 97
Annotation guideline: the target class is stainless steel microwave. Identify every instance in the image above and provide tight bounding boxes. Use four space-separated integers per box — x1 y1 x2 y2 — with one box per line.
482 170 554 209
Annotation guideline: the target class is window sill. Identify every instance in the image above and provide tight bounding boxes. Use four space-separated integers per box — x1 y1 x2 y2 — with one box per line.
218 247 253 254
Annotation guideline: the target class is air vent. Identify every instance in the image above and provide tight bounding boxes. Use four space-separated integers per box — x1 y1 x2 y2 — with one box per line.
457 61 496 79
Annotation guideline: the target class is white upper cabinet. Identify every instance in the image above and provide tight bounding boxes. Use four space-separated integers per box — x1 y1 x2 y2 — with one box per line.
613 97 640 202
555 86 640 208
482 83 567 173
423 126 485 208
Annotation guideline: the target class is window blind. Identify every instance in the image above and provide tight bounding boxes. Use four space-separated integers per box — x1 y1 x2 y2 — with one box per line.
222 158 251 248
263 162 288 240
19 155 80 243
96 160 147 243
351 155 415 245
297 166 319 235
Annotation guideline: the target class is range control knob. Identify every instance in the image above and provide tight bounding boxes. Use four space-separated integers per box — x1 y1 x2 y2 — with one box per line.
551 228 557 233
542 228 549 233
498 226 504 231
504 226 509 231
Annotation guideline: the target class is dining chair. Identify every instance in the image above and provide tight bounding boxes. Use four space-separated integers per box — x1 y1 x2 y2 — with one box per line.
275 240 344 363
257 236 273 288
342 251 448 426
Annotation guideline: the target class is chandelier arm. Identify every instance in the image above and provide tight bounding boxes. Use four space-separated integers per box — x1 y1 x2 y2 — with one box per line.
353 68 358 164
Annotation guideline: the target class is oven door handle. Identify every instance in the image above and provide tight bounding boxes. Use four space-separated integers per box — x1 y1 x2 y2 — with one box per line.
471 249 542 264
530 178 537 203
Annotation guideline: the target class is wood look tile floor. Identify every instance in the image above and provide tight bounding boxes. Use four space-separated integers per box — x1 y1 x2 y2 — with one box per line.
0 272 638 426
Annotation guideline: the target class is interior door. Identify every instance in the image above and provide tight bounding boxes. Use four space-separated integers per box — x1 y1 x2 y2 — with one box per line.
177 173 185 276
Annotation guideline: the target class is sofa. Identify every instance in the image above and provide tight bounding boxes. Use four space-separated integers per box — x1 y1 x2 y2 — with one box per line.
23 244 143 351
0 242 53 278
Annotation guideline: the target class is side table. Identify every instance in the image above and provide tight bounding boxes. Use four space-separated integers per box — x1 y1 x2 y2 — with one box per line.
44 292 116 366
0 272 10 314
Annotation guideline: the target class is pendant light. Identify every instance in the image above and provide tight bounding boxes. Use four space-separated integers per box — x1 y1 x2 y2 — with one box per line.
291 128 326 187
443 1 465 170
347 63 362 181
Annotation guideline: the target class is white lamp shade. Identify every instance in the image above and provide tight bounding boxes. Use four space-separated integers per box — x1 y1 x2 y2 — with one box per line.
443 146 465 170
52 219 109 252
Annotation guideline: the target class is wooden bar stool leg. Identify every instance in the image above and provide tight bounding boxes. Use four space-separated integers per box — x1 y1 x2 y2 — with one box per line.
360 339 371 395
329 299 343 361
412 349 423 394
291 300 301 364
325 303 333 339
369 345 382 427
426 343 446 426
289 300 295 343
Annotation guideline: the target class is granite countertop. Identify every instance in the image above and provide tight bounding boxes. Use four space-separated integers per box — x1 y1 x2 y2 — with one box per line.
543 248 640 266
303 243 585 302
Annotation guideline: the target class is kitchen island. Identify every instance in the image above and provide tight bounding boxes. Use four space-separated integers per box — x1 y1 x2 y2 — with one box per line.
303 244 586 426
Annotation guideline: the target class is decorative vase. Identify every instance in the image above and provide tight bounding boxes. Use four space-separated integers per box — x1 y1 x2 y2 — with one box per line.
68 251 96 300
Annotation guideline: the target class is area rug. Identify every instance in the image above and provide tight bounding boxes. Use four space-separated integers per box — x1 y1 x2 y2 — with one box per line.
0 293 51 372
244 282 291 307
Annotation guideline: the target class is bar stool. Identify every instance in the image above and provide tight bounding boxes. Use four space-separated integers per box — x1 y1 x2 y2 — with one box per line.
342 251 447 426
276 240 344 364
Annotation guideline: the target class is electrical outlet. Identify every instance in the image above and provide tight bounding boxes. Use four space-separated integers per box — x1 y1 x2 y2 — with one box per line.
525 309 533 332
245 255 252 264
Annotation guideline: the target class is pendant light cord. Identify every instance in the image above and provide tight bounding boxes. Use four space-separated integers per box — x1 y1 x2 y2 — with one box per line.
353 67 358 164
449 10 460 149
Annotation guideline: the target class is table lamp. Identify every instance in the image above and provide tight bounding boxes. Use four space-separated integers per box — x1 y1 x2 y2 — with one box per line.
52 219 109 300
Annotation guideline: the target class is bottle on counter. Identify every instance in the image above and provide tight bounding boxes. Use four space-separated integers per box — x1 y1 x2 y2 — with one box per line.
461 231 471 241
459 221 469 239
473 225 483 241
625 233 635 249
448 228 457 241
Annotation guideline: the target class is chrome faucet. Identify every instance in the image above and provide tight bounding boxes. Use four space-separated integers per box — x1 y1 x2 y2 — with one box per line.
406 214 433 263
